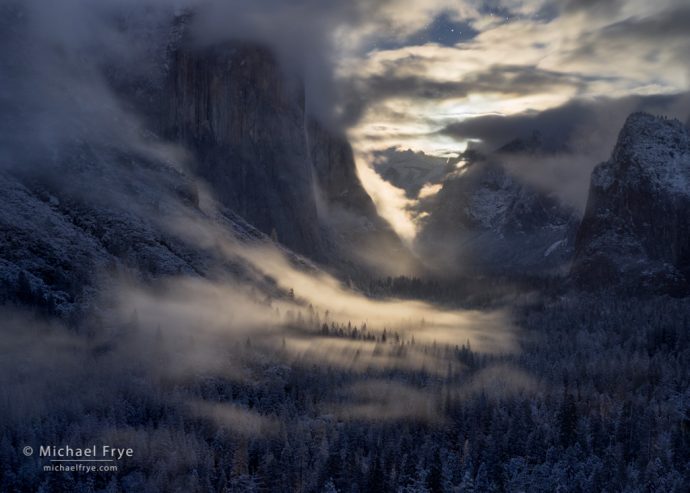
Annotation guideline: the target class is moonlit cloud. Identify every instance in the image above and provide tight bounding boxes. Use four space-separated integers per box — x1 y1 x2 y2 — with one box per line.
330 0 690 235
342 2 690 151
6 0 687 240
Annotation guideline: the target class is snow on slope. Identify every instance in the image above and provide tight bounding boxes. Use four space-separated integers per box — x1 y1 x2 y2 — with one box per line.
0 143 273 317
573 112 690 295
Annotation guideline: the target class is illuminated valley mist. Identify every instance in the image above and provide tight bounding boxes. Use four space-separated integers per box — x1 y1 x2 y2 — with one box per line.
1 1 690 492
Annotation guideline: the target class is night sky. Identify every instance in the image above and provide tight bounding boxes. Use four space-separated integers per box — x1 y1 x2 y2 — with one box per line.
336 0 690 156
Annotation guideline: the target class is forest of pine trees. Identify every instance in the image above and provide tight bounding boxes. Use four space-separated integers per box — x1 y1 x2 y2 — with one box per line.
1 289 689 492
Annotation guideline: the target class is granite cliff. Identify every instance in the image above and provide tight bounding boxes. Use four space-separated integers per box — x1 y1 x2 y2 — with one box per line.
572 113 690 295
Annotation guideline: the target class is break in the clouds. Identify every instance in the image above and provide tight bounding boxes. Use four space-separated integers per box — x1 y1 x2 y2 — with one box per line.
189 0 690 235
5 0 688 238
340 0 690 157
7 0 688 155
440 93 690 210
328 0 690 235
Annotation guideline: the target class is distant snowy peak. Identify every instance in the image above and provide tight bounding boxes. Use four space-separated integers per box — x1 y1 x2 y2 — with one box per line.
606 112 690 196
373 149 454 199
417 159 578 277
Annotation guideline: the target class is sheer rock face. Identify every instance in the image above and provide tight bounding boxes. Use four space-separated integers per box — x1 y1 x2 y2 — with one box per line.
417 158 578 277
0 8 412 317
161 37 410 273
163 42 324 258
306 119 379 220
572 112 690 295
306 119 404 253
162 40 405 268
307 118 425 275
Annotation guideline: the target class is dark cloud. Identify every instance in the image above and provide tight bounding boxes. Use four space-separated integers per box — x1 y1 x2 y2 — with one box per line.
440 93 690 209
441 93 690 149
0 0 179 168
190 0 364 127
5 0 689 215
191 0 528 127
0 0 368 154
341 63 585 126
600 5 690 40
478 1 517 19
0 1 356 139
565 3 690 75
559 0 625 17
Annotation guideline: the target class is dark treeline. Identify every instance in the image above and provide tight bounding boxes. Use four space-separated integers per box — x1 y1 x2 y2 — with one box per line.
365 275 567 309
1 292 689 492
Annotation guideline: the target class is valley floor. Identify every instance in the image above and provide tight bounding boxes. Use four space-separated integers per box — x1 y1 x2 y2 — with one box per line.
1 292 689 492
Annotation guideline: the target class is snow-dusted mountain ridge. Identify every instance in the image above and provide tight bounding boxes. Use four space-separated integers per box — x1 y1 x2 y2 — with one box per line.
572 112 690 295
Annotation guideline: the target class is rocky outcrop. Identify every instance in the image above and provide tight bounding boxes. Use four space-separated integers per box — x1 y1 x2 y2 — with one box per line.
163 41 324 258
0 6 414 317
307 119 378 219
161 32 411 273
306 120 421 276
572 113 690 295
417 155 578 277
159 27 412 274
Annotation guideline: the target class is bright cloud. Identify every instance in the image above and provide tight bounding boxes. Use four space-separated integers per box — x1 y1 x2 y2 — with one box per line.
330 0 690 234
